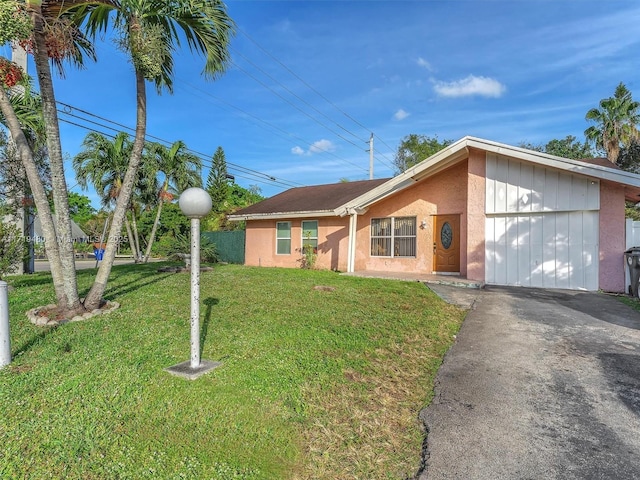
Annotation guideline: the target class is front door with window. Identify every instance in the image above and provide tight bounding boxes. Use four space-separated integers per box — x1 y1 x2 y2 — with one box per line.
433 214 460 273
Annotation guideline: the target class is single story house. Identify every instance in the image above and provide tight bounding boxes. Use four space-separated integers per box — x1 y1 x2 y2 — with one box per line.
229 136 640 292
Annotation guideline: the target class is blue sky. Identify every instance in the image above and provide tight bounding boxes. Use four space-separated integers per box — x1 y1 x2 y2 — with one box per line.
3 0 640 208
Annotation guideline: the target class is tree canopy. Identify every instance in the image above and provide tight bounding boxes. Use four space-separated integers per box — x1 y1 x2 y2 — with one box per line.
393 134 453 174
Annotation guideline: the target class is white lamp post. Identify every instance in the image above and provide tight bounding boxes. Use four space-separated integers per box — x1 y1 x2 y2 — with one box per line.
166 187 221 379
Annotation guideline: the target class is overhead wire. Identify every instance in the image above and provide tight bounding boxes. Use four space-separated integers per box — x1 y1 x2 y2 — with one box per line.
236 26 398 171
56 102 303 190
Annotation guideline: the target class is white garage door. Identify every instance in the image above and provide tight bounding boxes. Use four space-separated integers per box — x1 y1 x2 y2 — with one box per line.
485 211 599 290
485 154 600 291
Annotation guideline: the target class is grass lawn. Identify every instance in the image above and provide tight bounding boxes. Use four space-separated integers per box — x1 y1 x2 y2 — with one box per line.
0 263 465 479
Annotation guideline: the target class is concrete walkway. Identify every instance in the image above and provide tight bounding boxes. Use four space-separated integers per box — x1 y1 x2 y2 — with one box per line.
419 285 640 480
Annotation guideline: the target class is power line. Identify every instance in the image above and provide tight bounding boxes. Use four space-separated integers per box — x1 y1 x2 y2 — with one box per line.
237 26 398 170
56 103 303 190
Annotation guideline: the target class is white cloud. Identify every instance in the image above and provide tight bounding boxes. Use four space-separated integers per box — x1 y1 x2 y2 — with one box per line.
417 57 432 71
309 139 336 154
433 75 506 98
393 109 410 121
291 139 336 156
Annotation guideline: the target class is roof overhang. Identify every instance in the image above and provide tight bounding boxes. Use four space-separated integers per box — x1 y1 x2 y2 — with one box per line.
228 210 337 221
335 136 640 213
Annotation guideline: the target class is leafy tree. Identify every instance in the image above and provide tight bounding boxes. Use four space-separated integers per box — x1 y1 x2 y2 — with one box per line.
393 134 453 173
203 183 264 232
618 141 640 174
79 0 235 310
206 146 229 213
520 135 594 160
143 140 201 262
67 191 95 225
585 82 640 163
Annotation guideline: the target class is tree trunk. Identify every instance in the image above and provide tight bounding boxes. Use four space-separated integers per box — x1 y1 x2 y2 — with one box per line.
0 87 67 306
84 68 147 310
29 4 82 313
143 184 167 263
124 215 137 260
130 206 142 262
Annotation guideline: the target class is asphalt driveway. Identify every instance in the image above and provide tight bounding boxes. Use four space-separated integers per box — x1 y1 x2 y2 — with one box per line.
418 285 640 480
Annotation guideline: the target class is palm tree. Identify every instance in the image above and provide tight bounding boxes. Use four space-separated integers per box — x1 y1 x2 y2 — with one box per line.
143 141 201 262
73 131 143 260
585 82 640 163
78 0 234 309
1 0 119 316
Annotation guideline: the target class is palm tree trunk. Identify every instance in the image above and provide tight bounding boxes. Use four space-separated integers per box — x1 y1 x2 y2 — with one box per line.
0 87 68 307
130 206 142 262
29 2 82 313
143 186 167 263
84 68 147 310
123 215 137 260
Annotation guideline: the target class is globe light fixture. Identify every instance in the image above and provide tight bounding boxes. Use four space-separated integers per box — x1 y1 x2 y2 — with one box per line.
166 188 221 380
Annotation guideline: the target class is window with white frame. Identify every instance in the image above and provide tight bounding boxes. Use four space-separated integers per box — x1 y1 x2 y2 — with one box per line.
276 221 291 254
301 220 318 253
370 217 416 257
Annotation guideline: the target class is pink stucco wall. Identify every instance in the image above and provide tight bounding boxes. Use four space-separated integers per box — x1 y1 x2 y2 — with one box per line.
599 181 626 292
466 149 486 282
244 217 350 270
354 160 470 274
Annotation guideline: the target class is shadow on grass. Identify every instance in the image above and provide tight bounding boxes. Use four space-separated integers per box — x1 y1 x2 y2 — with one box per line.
202 297 220 357
7 273 53 288
13 325 58 358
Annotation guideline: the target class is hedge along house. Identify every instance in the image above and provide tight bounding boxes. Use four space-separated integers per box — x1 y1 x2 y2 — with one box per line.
229 136 640 292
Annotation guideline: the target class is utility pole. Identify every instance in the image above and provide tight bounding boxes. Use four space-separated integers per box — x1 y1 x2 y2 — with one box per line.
369 133 374 180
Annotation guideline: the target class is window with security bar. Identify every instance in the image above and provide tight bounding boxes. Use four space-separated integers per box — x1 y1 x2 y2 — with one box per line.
370 217 416 257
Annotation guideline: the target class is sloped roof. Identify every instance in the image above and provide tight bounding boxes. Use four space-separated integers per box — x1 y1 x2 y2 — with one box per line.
33 214 88 242
336 136 640 214
229 178 391 220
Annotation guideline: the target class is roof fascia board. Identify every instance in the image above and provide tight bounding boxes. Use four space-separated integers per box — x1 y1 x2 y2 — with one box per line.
336 138 472 213
228 210 337 221
466 137 640 188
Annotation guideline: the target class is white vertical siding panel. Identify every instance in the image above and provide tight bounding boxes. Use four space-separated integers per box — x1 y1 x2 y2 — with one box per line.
542 214 557 288
557 173 573 211
530 214 544 287
506 216 519 285
583 212 599 290
586 179 600 210
486 154 497 214
543 170 558 211
571 177 588 211
519 164 533 213
532 166 546 212
485 217 496 284
517 216 532 286
494 156 509 213
494 216 508 284
507 161 520 213
555 212 570 289
568 212 585 289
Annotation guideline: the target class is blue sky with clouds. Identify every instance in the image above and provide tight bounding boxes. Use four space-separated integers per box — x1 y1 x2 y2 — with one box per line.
3 0 640 207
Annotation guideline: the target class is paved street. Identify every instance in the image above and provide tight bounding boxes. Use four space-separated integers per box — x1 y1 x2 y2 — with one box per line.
33 257 139 272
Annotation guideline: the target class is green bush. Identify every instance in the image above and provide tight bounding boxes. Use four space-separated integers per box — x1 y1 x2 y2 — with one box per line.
157 233 218 263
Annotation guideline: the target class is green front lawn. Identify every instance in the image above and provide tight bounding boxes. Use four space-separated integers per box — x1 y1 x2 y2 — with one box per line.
0 264 465 479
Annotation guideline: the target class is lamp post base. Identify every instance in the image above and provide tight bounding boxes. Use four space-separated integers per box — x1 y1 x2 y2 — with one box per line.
165 359 222 380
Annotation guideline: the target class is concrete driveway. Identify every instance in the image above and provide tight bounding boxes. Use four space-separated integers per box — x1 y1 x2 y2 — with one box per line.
419 285 640 480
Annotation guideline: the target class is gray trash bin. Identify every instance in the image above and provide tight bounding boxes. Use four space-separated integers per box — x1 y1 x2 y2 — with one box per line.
624 247 640 297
